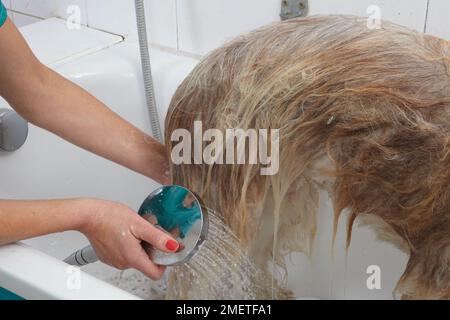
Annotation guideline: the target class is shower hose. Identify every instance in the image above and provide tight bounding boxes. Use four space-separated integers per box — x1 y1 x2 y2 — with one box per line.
135 0 163 143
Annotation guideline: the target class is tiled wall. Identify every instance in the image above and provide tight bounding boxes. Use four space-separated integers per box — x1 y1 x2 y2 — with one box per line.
426 0 450 40
5 0 450 56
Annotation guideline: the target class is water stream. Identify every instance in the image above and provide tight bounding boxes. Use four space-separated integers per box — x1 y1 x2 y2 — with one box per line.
106 211 271 299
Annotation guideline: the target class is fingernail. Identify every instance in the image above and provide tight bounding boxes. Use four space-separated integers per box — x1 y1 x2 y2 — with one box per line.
166 239 179 252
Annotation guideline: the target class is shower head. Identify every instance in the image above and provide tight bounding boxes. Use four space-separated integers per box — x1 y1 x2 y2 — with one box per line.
138 185 209 266
64 185 209 267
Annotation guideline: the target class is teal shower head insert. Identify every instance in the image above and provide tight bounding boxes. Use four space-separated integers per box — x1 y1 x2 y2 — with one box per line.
139 185 209 266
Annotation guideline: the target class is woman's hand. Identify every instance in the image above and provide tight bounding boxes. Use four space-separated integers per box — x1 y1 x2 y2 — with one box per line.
78 199 180 280
0 198 178 280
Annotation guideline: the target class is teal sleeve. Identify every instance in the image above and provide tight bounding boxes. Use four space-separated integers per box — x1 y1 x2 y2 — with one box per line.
0 1 7 28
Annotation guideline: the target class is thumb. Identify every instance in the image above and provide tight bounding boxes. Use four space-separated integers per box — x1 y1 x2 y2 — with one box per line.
136 218 179 253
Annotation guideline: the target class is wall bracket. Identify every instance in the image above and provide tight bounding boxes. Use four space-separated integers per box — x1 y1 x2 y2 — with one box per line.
280 0 308 20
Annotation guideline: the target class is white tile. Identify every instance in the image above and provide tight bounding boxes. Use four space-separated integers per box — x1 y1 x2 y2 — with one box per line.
86 0 178 49
12 12 42 27
176 0 430 56
176 0 280 55
145 0 178 49
86 0 137 37
308 0 428 32
426 0 450 39
11 0 87 25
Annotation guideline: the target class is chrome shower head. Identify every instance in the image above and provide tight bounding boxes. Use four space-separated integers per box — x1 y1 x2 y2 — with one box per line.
138 185 209 266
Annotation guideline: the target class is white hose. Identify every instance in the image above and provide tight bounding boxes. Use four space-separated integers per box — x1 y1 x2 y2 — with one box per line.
64 245 98 266
134 0 163 143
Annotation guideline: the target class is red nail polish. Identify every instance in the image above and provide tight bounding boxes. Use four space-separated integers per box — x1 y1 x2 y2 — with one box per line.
166 239 179 251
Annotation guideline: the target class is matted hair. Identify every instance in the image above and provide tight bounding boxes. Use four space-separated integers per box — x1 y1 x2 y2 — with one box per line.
165 15 450 299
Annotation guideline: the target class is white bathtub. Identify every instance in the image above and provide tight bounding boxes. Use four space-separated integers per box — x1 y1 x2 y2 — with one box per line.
0 19 408 300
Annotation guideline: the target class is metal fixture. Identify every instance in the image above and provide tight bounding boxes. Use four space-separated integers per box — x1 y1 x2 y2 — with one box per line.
280 0 308 20
0 109 28 152
135 0 163 143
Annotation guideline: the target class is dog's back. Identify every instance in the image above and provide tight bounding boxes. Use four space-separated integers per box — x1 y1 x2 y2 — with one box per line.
166 15 450 299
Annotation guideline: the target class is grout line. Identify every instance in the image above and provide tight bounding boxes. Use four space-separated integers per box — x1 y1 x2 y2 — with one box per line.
174 0 180 51
7 9 44 20
423 0 431 33
84 0 90 29
149 42 202 60
176 49 203 60
87 24 125 40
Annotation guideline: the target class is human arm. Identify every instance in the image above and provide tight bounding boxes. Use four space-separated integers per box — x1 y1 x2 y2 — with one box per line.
0 19 169 184
0 198 179 280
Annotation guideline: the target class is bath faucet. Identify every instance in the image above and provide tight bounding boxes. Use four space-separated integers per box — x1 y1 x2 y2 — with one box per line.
0 108 28 152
